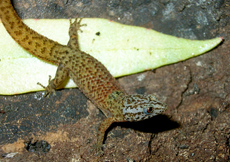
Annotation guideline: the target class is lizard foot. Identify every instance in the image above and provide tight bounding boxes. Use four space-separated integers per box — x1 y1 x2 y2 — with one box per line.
37 75 56 97
92 143 104 156
70 18 87 33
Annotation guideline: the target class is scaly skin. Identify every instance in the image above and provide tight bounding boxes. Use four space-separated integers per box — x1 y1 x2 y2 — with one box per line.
0 0 168 155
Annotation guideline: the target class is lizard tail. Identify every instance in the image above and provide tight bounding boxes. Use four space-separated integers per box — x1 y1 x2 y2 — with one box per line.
0 0 64 64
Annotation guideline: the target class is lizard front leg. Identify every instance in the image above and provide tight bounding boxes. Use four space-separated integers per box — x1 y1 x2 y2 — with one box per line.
38 64 69 96
96 117 116 155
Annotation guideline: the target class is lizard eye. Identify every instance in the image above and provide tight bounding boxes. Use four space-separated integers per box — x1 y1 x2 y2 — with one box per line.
143 106 154 115
147 107 153 113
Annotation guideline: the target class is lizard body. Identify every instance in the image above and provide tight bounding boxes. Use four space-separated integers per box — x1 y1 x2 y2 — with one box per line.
0 0 167 154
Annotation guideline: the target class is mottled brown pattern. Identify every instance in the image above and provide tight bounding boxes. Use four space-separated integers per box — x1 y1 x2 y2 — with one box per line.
66 49 122 111
0 0 167 155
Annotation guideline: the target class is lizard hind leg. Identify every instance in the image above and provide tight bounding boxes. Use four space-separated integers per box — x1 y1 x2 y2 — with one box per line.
67 18 87 49
37 75 55 97
37 64 69 97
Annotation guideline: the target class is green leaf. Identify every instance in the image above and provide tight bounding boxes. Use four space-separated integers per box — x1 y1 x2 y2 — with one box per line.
0 18 222 95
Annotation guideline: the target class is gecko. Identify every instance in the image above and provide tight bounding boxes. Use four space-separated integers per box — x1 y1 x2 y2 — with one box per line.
0 0 167 155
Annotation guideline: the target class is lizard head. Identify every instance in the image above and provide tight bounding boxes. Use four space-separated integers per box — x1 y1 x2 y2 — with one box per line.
122 94 167 121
